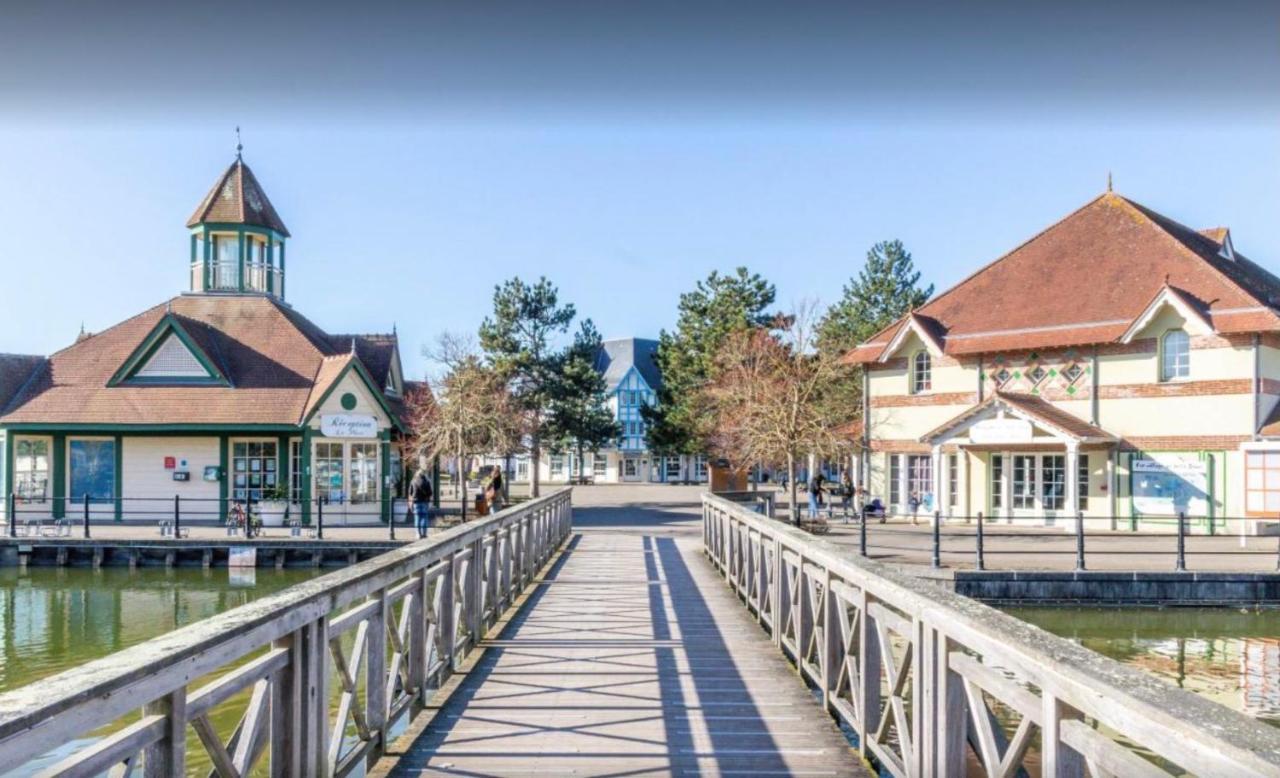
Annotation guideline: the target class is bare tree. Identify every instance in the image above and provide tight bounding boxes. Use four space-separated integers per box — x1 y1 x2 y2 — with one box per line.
703 301 858 524
411 333 524 516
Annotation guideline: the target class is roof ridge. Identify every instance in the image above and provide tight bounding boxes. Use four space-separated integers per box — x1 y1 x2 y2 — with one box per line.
46 301 170 359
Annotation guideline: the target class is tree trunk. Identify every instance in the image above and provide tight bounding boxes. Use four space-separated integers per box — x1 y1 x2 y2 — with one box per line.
577 441 585 485
530 428 542 498
458 449 467 521
787 453 800 526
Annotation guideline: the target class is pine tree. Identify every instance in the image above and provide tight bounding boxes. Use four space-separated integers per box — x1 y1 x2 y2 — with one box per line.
643 268 777 456
545 320 622 481
818 240 933 355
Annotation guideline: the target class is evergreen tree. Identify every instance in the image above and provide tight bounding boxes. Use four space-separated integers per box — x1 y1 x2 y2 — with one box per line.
545 320 622 481
643 267 777 455
478 277 576 497
818 240 933 355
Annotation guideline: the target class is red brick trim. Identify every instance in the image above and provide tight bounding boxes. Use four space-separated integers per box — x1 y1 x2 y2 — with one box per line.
870 392 977 409
1119 435 1251 451
1097 379 1251 399
869 440 933 453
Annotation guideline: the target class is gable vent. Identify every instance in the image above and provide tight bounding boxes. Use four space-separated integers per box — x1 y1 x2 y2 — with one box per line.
136 335 209 378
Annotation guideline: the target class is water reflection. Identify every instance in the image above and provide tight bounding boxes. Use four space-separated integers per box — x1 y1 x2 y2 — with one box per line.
1007 606 1280 726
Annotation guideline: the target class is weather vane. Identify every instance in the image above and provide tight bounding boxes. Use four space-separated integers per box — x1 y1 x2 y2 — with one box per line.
235 126 243 159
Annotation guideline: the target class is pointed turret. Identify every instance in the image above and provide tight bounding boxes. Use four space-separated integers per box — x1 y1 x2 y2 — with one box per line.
187 150 290 299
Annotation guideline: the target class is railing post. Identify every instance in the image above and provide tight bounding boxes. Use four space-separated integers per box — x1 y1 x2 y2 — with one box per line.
1176 511 1187 572
389 502 396 540
1042 694 1085 777
7 493 15 538
300 619 329 775
141 688 186 777
932 510 942 568
937 635 967 777
365 590 388 767
270 630 303 777
440 553 458 672
466 538 484 648
316 497 324 540
1075 510 1085 571
975 511 985 571
408 571 427 705
83 493 91 539
173 494 181 539
858 588 881 761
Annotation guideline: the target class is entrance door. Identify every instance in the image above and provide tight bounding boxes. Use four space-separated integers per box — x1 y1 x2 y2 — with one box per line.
622 457 640 481
1009 453 1066 525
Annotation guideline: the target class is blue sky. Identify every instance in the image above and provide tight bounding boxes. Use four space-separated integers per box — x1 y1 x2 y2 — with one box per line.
1 2 1277 378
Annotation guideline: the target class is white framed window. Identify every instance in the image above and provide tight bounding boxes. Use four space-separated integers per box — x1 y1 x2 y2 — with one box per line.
906 455 932 506
1012 454 1036 509
290 440 303 502
947 454 958 510
232 441 278 503
1041 455 1065 510
592 454 607 477
990 454 1003 510
1161 329 1190 381
623 458 638 478
314 442 344 503
911 351 931 394
889 455 902 508
15 439 50 502
550 455 565 477
348 443 379 503
1078 454 1090 511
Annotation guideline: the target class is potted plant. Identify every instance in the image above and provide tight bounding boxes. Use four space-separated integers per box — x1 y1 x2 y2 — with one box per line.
258 484 290 527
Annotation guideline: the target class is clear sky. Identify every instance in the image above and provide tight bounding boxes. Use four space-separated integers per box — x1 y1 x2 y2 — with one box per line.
1 1 1277 378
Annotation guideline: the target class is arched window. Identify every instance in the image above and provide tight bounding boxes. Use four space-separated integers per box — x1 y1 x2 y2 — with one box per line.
912 350 932 394
1161 329 1190 381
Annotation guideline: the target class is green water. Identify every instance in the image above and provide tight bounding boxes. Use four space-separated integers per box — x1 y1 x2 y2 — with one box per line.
0 566 323 776
1008 606 1280 726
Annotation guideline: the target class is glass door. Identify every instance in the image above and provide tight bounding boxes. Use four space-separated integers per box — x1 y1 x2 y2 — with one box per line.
1011 455 1037 515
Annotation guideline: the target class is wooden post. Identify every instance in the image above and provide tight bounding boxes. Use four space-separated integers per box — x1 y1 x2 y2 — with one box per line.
936 636 966 777
408 572 427 705
466 539 484 644
365 591 388 767
821 570 841 711
300 618 329 776
270 631 302 778
142 688 186 777
859 589 881 759
1042 694 1085 777
439 554 457 673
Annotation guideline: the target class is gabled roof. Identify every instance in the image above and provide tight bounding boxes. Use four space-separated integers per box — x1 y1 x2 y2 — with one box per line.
300 352 405 432
595 338 662 393
1118 285 1213 344
845 192 1280 363
186 157 290 237
0 296 400 428
879 312 945 362
0 355 45 415
107 312 230 386
921 392 1115 445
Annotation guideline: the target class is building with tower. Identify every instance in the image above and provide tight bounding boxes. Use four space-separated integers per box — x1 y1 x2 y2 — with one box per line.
0 152 411 526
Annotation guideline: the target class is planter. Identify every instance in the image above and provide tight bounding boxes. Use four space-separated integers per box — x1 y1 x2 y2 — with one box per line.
259 500 290 527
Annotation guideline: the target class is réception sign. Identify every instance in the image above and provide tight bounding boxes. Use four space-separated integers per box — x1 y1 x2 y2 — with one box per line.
321 414 379 438
968 417 1033 445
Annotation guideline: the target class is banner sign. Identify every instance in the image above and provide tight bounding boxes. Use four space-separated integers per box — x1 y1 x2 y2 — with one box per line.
1132 455 1209 517
321 414 378 438
969 417 1034 445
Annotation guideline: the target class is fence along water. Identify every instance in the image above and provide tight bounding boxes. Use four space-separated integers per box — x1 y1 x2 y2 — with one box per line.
702 492 1280 777
0 487 572 776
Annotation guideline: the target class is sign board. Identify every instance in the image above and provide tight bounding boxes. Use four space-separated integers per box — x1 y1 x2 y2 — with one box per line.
969 417 1034 445
228 547 257 569
164 456 176 469
1133 455 1209 517
321 413 379 438
172 471 190 482
203 466 221 482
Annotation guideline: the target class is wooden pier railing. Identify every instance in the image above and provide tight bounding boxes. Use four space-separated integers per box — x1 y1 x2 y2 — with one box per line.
702 492 1280 778
0 487 572 777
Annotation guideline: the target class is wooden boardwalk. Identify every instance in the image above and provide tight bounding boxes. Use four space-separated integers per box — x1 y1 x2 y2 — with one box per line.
384 531 870 777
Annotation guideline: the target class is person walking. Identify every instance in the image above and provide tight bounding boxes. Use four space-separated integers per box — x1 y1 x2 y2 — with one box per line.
409 466 434 539
488 466 505 512
807 472 825 519
908 491 921 525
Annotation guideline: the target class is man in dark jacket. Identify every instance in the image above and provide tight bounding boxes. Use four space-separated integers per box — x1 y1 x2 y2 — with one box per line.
409 466 434 539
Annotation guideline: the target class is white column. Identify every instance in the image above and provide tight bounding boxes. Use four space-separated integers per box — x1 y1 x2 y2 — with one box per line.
931 444 943 524
897 454 909 516
959 450 970 520
1065 440 1080 519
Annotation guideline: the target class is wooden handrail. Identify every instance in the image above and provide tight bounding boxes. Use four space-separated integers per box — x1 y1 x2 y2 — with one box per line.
702 492 1280 777
0 487 573 776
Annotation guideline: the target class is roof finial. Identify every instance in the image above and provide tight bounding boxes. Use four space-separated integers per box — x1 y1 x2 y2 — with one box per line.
1107 171 1113 192
350 337 357 355
235 126 243 160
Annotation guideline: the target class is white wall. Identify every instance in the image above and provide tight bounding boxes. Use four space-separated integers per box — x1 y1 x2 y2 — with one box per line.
121 437 220 521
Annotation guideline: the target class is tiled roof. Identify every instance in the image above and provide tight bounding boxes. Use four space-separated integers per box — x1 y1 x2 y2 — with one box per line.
327 334 398 390
846 193 1280 363
921 391 1115 444
186 157 290 237
0 354 45 415
0 296 398 427
595 338 662 393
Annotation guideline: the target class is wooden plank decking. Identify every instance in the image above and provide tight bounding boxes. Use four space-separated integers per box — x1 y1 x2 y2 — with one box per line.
384 531 870 777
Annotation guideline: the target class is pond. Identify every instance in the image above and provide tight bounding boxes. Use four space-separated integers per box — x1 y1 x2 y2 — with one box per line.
0 565 326 776
1007 606 1280 727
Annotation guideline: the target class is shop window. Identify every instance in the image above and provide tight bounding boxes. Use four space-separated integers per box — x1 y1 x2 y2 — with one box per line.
592 454 607 478
1012 455 1036 509
232 441 278 503
315 442 344 503
69 439 115 503
911 351 931 394
623 458 638 478
990 454 1003 510
889 455 902 508
1246 451 1280 516
1161 329 1190 381
290 441 303 502
349 443 379 504
695 455 708 481
1041 455 1065 510
15 439 49 502
550 455 564 477
1078 454 1090 510
665 457 682 480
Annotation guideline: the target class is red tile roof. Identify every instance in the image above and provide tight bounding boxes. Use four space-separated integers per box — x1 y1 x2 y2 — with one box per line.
846 193 1280 363
0 296 398 427
186 157 290 237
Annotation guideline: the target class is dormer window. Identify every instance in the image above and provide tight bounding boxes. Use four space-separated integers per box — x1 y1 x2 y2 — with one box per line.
1219 232 1235 262
911 351 931 394
1161 329 1190 381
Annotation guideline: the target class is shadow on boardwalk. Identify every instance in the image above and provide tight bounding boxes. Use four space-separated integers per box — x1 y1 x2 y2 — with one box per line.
386 528 865 776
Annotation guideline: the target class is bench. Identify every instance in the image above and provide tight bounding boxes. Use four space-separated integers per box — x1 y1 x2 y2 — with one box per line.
800 518 831 535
